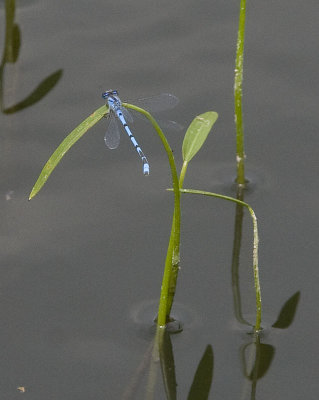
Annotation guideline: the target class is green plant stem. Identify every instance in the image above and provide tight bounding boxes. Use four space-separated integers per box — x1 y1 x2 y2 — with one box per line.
179 160 188 188
163 160 189 319
234 0 246 185
124 103 181 327
178 188 261 331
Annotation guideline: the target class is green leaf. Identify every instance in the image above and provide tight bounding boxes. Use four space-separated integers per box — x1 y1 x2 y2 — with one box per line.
3 69 63 114
182 111 218 162
29 104 108 200
272 291 300 329
187 345 213 400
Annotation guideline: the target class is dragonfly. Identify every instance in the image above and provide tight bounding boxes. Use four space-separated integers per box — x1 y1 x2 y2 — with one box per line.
102 89 179 176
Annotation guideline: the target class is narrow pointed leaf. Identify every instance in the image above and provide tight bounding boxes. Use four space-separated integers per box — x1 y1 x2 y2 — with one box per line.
182 111 218 162
3 69 63 114
272 291 300 329
187 345 213 400
29 105 108 200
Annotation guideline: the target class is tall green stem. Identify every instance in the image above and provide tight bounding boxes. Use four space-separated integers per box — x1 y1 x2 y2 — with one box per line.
123 103 181 327
234 0 247 185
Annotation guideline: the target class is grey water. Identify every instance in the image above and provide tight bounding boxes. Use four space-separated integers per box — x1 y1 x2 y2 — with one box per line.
0 0 318 398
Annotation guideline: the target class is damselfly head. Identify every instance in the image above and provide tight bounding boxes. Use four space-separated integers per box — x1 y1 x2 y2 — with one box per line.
102 89 119 99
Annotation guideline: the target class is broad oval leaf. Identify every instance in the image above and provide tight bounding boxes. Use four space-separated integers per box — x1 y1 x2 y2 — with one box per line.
3 69 63 114
29 105 108 200
182 111 218 162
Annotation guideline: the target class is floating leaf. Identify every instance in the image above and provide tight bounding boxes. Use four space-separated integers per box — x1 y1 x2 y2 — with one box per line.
29 105 108 200
187 345 213 400
182 111 218 162
3 69 63 114
272 291 301 329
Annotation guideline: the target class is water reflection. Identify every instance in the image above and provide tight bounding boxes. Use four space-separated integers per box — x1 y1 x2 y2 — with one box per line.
240 332 275 400
231 185 252 327
231 182 301 398
0 0 40 7
127 181 302 399
186 344 214 400
272 291 301 329
0 0 62 114
144 328 214 400
123 287 300 400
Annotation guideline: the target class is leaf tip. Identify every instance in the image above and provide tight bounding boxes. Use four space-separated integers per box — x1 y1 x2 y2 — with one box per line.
28 189 36 201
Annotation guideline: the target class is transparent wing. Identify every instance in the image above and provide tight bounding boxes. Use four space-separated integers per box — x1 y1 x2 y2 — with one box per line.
157 119 183 132
133 93 179 113
121 106 133 123
104 114 121 149
124 93 181 130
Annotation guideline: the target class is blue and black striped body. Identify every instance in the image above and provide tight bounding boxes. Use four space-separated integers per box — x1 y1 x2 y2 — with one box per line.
102 89 150 175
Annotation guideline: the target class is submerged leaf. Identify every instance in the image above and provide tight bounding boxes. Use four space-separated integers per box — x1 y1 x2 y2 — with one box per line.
3 69 63 114
182 111 218 162
29 105 108 200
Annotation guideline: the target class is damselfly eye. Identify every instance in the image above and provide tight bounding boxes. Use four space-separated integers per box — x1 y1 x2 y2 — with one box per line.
102 89 118 99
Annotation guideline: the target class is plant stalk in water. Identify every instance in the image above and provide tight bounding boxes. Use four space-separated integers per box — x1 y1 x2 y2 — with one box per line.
234 0 247 185
159 111 218 327
124 103 181 328
29 101 218 330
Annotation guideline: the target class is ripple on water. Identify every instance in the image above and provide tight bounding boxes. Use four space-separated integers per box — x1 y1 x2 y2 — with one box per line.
205 162 274 201
129 299 201 337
